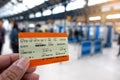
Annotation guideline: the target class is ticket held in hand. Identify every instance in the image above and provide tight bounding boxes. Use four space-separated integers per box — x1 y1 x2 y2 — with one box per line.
18 33 69 67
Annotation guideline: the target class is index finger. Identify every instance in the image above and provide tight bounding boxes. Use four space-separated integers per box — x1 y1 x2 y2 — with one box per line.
0 54 19 70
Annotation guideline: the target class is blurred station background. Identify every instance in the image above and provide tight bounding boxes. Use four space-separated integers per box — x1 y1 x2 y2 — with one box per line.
0 0 120 80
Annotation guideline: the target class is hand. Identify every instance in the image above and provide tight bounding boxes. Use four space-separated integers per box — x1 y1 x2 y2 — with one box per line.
0 54 39 80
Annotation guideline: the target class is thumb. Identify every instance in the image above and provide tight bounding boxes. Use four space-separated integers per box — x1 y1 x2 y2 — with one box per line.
0 58 29 80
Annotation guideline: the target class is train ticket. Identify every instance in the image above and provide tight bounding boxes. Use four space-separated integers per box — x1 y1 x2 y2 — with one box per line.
18 32 69 67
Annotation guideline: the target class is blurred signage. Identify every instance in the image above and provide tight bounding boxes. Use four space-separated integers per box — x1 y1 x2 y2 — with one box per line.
29 23 35 28
101 2 120 12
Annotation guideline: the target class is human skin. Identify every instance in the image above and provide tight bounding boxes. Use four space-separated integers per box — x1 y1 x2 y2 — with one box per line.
0 54 39 80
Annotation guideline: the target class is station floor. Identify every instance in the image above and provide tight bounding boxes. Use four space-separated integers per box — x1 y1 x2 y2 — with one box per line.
2 34 120 80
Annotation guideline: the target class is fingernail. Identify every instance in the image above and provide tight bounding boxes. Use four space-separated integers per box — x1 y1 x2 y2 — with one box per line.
16 58 29 69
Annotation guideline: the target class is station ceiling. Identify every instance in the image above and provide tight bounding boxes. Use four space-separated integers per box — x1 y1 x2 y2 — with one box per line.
0 0 113 21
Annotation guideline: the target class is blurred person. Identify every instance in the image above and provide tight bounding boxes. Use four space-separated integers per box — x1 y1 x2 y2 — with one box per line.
0 19 5 55
49 28 54 32
35 24 42 32
0 54 39 80
117 34 120 56
68 27 74 40
10 23 19 53
79 29 84 41
46 23 54 32
73 23 80 42
21 27 27 32
74 29 80 42
8 20 14 34
74 24 80 42
80 28 84 37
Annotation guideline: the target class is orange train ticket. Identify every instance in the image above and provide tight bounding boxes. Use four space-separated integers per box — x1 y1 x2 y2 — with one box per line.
18 32 69 67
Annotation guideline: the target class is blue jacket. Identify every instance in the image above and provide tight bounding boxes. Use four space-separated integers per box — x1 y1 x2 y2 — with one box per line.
10 28 19 45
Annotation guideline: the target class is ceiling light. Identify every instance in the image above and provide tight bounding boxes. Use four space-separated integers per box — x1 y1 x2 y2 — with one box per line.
89 16 101 21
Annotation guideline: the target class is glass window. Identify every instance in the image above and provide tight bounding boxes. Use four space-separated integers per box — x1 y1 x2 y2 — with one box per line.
113 2 120 10
52 5 65 14
23 0 44 9
29 14 35 18
101 4 111 12
20 16 24 19
0 0 45 17
35 12 42 17
66 0 85 11
43 9 52 16
88 0 111 6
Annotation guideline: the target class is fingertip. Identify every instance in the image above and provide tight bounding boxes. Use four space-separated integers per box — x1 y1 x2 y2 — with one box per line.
16 58 30 70
27 67 36 73
23 73 39 80
32 73 39 80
